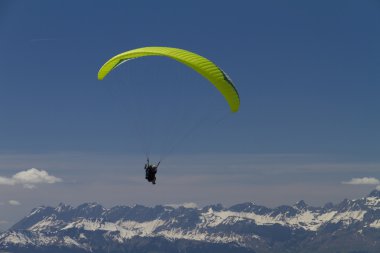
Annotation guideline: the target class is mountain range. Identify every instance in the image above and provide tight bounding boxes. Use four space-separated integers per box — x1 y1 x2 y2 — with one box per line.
1 190 380 253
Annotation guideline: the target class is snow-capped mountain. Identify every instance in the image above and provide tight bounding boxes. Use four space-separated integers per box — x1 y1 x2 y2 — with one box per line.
1 190 380 253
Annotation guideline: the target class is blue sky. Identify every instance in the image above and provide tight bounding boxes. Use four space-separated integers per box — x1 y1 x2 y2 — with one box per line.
0 0 379 229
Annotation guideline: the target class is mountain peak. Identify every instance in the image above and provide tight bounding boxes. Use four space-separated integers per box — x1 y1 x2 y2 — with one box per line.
55 203 73 213
202 203 224 212
294 200 308 209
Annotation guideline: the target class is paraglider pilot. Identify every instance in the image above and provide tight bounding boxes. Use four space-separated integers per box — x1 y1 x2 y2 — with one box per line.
145 158 159 184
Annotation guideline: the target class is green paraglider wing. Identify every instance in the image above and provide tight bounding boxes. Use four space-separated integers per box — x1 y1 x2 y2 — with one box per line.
98 47 240 112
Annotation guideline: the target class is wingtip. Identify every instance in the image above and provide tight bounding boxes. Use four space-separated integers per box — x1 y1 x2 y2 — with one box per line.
97 70 105 80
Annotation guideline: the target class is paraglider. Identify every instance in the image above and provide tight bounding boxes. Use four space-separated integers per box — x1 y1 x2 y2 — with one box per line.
144 158 160 184
98 46 240 184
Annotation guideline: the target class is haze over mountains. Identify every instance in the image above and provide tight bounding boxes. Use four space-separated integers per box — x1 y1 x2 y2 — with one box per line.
1 190 380 253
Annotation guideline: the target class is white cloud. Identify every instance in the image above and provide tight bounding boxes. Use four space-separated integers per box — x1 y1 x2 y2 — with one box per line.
0 168 62 188
0 177 14 185
342 177 380 185
8 200 21 206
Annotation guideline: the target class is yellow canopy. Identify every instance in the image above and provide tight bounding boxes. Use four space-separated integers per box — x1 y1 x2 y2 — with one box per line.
98 47 240 112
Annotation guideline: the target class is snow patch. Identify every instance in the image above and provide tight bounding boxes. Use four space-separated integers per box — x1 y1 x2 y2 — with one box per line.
30 217 65 231
330 210 366 225
118 219 165 236
1 232 32 245
369 220 380 228
365 197 380 210
63 219 119 232
63 236 81 247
